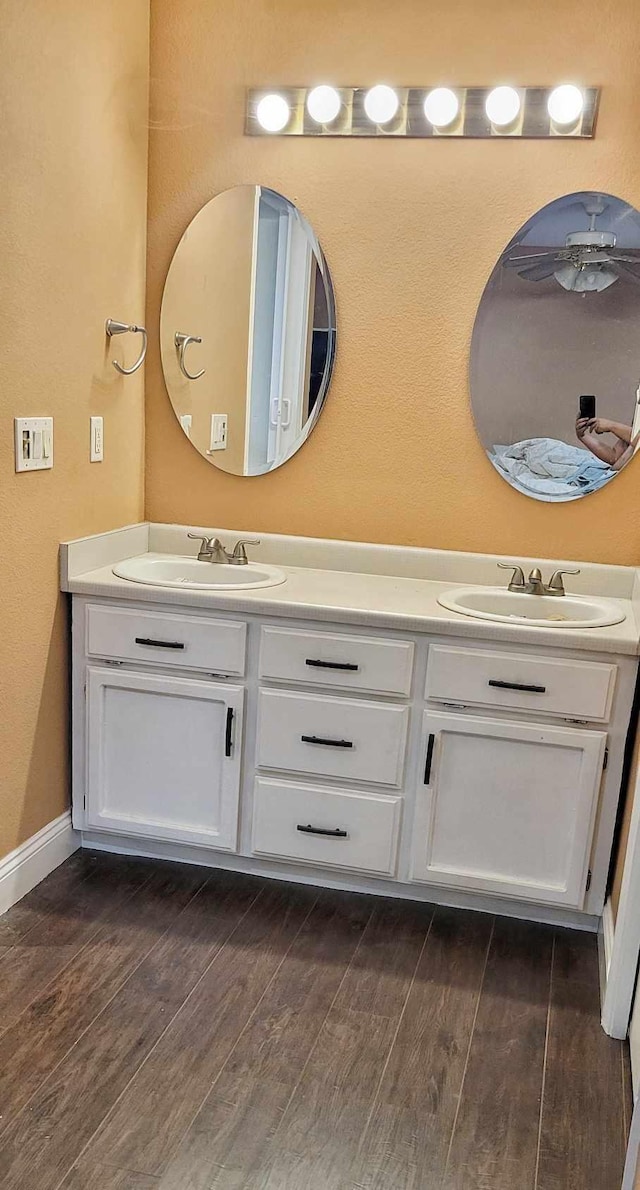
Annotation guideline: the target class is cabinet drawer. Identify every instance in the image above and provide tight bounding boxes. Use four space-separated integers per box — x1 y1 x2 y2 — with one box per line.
252 778 402 876
425 645 616 722
256 689 409 787
259 626 414 696
86 604 246 675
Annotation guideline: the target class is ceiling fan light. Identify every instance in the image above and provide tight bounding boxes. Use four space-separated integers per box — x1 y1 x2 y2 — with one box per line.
554 262 618 293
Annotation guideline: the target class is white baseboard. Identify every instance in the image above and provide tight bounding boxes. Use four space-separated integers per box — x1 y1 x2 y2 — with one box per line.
0 811 80 918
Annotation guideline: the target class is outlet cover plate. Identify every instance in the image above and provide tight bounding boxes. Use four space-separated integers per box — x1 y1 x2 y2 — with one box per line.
90 416 104 462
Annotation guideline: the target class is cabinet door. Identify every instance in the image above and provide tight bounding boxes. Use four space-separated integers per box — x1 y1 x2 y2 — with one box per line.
411 710 606 907
86 667 244 850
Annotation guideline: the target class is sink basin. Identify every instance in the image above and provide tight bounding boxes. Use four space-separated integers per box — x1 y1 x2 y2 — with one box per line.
112 554 287 591
437 586 625 628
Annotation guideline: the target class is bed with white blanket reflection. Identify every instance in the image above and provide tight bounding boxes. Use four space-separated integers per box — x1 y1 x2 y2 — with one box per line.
489 437 615 501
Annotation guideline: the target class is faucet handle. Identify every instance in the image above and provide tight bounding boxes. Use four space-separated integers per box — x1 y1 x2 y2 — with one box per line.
230 538 260 565
187 532 210 548
497 562 526 590
548 568 580 594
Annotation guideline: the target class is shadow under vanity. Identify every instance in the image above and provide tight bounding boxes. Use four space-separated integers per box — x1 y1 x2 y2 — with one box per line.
61 523 640 933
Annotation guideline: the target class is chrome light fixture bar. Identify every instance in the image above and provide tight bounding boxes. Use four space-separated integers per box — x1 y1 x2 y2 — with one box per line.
246 85 599 138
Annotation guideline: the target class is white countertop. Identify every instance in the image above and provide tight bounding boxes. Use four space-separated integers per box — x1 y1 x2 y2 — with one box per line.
61 525 640 656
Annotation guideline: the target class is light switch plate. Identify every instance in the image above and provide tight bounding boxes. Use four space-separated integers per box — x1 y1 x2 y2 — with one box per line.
179 414 193 438
14 417 53 472
208 413 228 452
90 416 104 462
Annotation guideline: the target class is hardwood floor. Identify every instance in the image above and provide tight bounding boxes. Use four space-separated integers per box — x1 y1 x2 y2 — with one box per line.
0 852 630 1190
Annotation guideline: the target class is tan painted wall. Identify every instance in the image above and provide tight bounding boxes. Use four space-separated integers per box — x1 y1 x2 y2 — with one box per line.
160 185 257 475
0 0 149 860
145 0 640 564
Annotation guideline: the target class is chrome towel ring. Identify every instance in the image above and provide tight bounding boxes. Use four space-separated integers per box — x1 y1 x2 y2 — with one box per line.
175 331 206 380
105 319 147 375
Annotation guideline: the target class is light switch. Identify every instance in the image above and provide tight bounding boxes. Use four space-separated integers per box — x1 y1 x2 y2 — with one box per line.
208 413 228 452
90 416 104 462
15 418 53 472
180 414 193 438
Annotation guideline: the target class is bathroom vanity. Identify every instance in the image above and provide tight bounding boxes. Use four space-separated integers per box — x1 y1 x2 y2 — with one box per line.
61 523 640 928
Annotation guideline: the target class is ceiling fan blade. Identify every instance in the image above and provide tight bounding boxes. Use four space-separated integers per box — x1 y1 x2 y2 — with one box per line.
516 261 559 281
609 252 640 264
608 262 640 285
503 252 555 267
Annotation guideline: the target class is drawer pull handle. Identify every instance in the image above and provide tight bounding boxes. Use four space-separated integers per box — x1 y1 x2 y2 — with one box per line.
225 707 234 757
424 733 435 784
297 824 348 838
301 734 354 749
135 637 185 651
305 659 359 672
488 679 546 694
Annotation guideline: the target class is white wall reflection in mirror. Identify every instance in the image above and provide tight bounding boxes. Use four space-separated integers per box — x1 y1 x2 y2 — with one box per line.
161 185 336 476
470 191 640 501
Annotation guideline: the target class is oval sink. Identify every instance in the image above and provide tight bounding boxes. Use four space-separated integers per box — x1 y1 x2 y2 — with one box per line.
113 554 287 591
437 586 625 629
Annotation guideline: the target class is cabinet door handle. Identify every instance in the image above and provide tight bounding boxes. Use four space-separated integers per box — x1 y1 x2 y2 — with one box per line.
225 707 234 757
305 659 359 672
296 824 348 838
488 679 546 694
301 735 354 749
135 637 185 650
424 733 435 784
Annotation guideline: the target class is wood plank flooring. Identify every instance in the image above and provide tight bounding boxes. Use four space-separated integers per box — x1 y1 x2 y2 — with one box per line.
0 853 630 1190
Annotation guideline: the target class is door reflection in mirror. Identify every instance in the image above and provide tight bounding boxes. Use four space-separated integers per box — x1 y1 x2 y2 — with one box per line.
470 191 640 502
160 185 336 477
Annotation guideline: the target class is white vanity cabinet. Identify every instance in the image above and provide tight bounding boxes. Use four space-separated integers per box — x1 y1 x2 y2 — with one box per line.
71 593 637 927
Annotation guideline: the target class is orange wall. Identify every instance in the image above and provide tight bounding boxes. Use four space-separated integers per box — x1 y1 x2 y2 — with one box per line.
0 0 149 859
145 0 640 565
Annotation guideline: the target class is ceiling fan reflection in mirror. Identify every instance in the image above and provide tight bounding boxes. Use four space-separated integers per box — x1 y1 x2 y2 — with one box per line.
503 195 640 292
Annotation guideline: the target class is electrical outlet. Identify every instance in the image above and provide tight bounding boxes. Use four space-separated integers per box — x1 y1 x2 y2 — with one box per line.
208 413 228 452
90 416 104 462
14 418 53 472
179 414 193 438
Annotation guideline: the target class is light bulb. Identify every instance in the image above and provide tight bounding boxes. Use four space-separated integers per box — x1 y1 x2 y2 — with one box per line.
307 85 341 124
547 84 584 126
485 86 521 127
364 84 399 125
256 94 290 133
423 87 460 129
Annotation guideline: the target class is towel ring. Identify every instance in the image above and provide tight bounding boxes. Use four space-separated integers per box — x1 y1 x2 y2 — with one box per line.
175 331 205 380
106 319 147 375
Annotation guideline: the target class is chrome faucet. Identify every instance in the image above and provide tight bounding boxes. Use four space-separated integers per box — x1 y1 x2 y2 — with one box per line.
188 533 260 565
498 562 580 597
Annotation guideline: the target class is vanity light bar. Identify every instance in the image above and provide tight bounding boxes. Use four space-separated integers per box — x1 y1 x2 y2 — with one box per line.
246 86 600 138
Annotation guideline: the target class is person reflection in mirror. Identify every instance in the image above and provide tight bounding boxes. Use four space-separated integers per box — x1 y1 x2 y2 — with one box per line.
575 417 640 471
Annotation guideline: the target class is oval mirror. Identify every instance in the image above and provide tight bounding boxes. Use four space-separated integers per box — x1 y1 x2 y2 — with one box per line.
160 185 336 476
470 191 640 501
